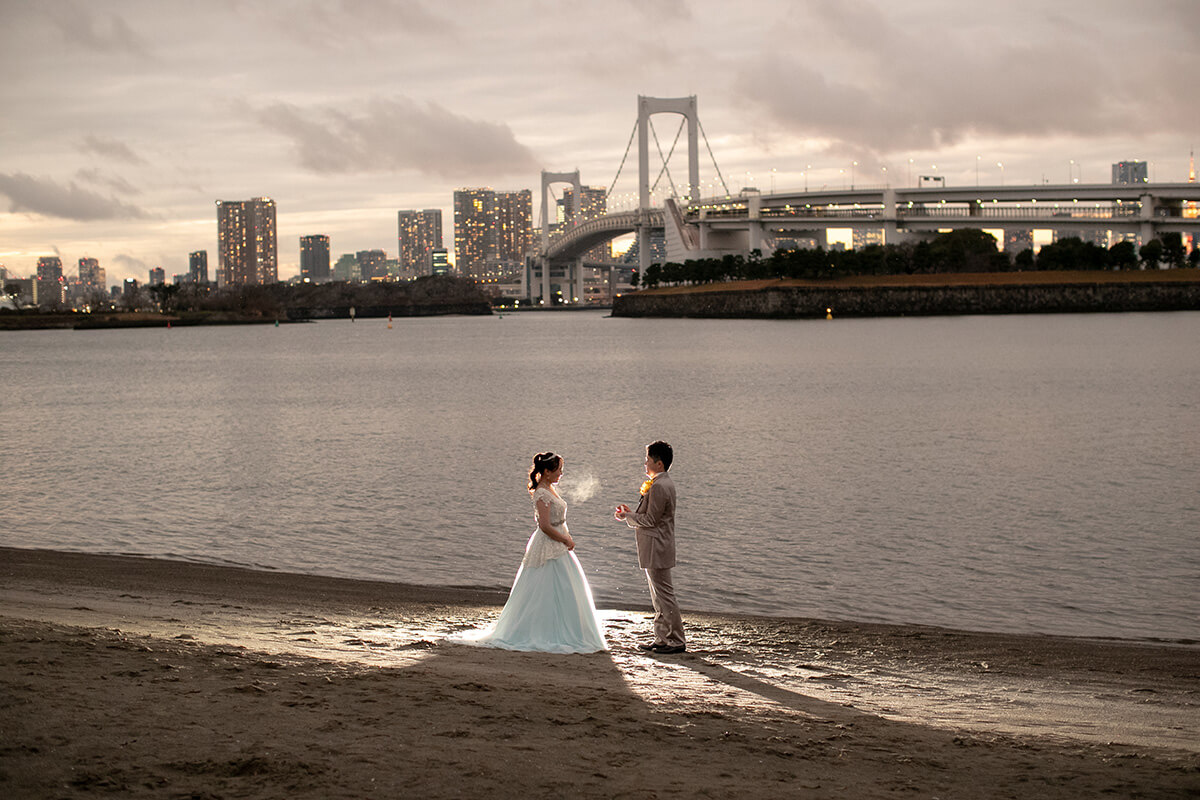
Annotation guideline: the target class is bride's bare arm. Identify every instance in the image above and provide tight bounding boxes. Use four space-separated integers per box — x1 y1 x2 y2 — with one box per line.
536 497 575 550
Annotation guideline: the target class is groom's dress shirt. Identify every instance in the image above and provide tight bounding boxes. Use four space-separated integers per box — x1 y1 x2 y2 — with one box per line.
625 472 676 569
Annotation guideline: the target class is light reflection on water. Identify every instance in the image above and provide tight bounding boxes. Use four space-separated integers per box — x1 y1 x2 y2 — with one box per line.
2 310 1198 641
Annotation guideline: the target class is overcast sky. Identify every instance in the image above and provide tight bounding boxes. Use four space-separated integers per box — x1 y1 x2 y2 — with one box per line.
2 0 1197 285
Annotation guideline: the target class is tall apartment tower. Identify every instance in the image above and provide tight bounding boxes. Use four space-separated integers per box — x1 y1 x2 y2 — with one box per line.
78 257 104 287
216 197 277 286
561 186 610 262
454 189 493 279
36 256 65 307
397 210 443 277
149 267 165 286
300 235 331 282
493 189 533 265
188 251 208 284
1112 161 1148 185
356 249 387 281
454 188 533 279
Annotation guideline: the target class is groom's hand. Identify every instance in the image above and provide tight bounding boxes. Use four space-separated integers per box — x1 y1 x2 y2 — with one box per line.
614 504 629 521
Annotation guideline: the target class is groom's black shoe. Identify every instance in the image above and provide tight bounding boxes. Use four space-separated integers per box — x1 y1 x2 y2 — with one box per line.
648 643 686 654
637 642 661 652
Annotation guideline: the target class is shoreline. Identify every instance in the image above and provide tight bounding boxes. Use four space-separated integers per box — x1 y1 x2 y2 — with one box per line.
4 547 1199 796
614 269 1200 318
5 545 1193 646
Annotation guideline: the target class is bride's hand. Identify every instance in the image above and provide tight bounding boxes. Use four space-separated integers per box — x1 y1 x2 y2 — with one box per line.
565 535 576 550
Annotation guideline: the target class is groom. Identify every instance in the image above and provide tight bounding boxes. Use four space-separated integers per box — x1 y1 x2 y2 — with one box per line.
615 440 685 654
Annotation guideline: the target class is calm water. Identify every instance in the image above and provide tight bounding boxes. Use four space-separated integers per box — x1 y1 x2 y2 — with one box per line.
2 311 1198 641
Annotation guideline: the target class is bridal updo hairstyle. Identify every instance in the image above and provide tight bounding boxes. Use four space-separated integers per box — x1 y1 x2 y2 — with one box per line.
528 451 562 494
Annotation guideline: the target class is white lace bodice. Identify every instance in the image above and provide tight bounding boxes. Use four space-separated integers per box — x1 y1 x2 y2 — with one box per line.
524 487 569 568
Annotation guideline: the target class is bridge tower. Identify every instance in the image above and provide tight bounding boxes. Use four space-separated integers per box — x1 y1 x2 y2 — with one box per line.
637 95 700 273
539 170 583 303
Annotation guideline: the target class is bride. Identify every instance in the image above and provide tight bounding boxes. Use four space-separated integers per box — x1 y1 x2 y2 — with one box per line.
449 452 607 654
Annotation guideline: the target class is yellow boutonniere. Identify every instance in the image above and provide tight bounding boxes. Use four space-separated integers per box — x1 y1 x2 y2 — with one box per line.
639 477 655 496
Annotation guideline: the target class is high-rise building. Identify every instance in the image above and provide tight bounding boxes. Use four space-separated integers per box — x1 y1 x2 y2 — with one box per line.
1112 161 1148 185
189 250 208 284
78 257 104 287
332 253 358 282
454 188 533 279
37 256 63 282
430 248 450 276
216 197 277 286
454 188 493 279
356 249 387 281
300 235 331 282
493 189 533 266
397 210 443 277
149 267 165 286
560 186 610 262
36 256 64 307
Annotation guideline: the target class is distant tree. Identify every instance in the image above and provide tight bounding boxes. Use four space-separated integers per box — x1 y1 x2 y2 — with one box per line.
628 269 639 289
1160 232 1186 269
1191 248 1200 268
910 239 934 273
1014 248 1035 270
642 263 662 289
925 228 1004 273
1108 240 1138 270
1036 237 1108 271
1139 238 1164 269
148 283 180 313
660 261 685 286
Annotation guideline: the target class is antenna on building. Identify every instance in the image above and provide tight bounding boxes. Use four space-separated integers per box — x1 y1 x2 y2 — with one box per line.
1189 145 1196 183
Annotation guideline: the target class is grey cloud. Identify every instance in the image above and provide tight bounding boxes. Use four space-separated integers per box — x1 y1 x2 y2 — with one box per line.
113 253 149 274
76 168 142 196
0 173 148 221
249 0 455 47
739 2 1199 157
255 97 540 178
79 135 146 165
49 2 151 56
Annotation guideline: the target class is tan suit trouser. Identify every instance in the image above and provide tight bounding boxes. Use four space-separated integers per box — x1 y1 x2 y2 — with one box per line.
645 567 685 647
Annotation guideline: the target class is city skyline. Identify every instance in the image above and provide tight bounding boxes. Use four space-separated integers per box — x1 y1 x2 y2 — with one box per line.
1 1 1198 286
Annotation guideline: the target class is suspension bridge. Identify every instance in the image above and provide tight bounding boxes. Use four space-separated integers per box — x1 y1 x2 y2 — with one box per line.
527 96 1200 304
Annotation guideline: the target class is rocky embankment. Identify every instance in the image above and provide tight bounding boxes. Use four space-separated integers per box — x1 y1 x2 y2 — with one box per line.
614 274 1200 318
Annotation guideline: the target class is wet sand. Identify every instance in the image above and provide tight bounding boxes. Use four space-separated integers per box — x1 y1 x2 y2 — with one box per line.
2 547 1198 798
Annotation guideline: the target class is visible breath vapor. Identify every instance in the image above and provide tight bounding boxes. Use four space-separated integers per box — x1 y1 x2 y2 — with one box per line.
561 473 600 504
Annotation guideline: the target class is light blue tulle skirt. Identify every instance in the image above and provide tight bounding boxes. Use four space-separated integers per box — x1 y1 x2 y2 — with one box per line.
449 551 607 654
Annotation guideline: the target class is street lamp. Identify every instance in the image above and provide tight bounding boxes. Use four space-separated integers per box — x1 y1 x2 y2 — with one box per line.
851 161 858 189
997 162 1004 186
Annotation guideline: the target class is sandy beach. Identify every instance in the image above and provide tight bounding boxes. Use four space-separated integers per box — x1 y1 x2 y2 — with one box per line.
2 547 1197 798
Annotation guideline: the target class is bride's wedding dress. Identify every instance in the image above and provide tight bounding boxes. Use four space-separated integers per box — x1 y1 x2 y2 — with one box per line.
450 486 606 654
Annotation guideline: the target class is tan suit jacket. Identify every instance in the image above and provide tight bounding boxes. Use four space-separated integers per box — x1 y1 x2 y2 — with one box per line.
625 471 676 569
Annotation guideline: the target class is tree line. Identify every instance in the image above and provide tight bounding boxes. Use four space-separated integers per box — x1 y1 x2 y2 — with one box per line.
630 229 1199 289
3 275 489 315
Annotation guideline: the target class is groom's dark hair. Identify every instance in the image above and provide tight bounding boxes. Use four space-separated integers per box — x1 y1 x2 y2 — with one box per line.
647 440 673 471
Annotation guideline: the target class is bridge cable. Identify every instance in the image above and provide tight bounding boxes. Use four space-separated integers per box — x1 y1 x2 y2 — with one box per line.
698 118 731 197
651 117 686 197
648 117 680 199
606 120 640 201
